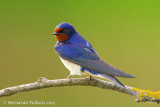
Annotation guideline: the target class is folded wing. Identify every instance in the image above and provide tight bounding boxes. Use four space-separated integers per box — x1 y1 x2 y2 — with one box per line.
55 42 135 78
70 57 135 78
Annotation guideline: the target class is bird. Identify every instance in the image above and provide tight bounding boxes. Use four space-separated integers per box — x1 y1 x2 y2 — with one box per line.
53 22 137 97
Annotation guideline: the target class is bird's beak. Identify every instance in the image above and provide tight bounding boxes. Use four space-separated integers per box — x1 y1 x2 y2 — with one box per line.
52 32 62 35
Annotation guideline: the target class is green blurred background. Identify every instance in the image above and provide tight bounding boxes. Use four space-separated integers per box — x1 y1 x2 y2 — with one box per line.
0 0 160 107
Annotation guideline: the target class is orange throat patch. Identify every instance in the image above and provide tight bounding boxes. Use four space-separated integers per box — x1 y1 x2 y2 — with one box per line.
55 34 68 41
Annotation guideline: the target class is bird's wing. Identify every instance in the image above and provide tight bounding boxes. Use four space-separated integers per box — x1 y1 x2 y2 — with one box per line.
55 43 134 78
55 42 99 60
70 58 135 78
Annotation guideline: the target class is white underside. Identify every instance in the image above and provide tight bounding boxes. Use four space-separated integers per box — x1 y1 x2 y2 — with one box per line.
59 57 107 78
60 57 84 75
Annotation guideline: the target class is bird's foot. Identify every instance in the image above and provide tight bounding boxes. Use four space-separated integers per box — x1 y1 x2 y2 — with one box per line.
89 76 92 80
87 76 92 81
67 75 71 83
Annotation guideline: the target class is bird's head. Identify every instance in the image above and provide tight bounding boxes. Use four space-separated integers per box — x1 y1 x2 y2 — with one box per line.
53 22 76 42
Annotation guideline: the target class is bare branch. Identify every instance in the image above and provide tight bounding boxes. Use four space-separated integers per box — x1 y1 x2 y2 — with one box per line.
0 77 159 103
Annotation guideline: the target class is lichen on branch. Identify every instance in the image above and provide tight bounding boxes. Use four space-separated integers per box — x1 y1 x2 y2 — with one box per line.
131 88 160 103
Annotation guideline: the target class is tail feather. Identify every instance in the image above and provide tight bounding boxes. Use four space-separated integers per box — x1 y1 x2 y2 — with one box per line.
100 74 125 87
100 74 137 98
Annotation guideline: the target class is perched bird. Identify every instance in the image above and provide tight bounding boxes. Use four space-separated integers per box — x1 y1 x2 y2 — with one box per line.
53 22 136 97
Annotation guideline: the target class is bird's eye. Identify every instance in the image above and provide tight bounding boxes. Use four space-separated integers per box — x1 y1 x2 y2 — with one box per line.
55 28 64 33
59 30 64 33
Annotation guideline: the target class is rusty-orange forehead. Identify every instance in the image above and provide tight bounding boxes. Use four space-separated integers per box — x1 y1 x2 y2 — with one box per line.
54 27 63 33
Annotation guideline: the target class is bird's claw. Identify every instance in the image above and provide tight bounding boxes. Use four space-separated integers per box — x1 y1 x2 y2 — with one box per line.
89 76 92 80
67 75 71 83
87 76 92 81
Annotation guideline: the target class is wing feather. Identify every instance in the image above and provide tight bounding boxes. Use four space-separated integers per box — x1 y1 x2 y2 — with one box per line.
55 42 135 78
68 58 135 78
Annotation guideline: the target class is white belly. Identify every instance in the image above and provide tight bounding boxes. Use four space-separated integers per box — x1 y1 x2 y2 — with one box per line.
59 57 84 75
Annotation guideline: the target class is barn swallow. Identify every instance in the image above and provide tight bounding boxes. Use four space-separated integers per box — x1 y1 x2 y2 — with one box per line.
53 22 136 97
